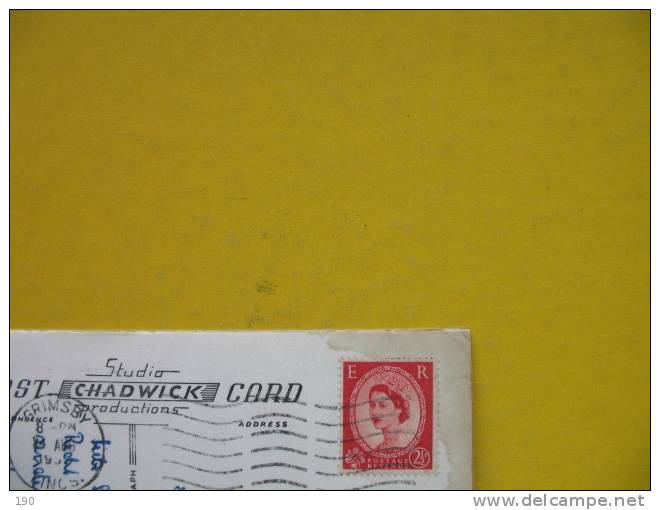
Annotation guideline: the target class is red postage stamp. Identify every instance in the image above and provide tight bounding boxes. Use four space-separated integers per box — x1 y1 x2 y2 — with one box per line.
342 361 434 471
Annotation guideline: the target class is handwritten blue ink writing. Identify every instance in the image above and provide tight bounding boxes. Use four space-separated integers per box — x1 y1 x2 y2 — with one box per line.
31 434 49 489
62 432 84 475
91 439 111 471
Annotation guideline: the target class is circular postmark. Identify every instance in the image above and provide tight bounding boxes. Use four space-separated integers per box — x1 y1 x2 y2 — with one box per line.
349 365 426 460
10 394 107 490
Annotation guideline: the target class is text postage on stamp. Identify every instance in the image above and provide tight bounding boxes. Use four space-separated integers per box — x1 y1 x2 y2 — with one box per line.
343 361 434 471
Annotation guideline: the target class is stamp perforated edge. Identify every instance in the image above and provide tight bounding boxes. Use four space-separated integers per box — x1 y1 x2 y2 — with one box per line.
337 357 438 478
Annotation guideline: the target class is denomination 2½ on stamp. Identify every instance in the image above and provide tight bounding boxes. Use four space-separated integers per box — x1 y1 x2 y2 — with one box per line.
343 361 433 471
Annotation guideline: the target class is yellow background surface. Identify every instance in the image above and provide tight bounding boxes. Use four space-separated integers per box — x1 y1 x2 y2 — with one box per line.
10 11 650 489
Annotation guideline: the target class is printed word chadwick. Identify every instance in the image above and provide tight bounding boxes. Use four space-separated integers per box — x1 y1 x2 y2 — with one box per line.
47 358 305 404
58 381 303 403
12 378 304 404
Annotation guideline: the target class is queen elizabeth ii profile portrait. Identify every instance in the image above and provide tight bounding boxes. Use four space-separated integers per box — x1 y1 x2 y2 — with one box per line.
348 364 426 460
368 383 413 451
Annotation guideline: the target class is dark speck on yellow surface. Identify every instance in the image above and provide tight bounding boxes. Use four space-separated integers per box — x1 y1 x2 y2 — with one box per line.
10 10 649 489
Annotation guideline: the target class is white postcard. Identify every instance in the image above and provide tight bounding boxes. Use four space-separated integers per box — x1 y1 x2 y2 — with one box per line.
10 330 471 490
